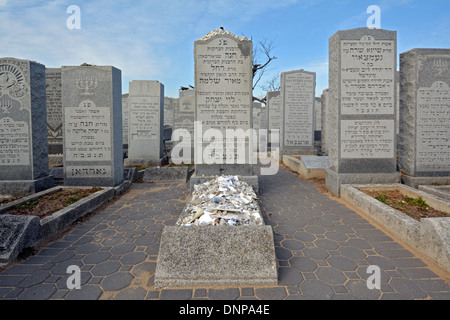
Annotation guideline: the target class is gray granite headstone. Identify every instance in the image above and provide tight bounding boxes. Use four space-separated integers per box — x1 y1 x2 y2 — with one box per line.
46 68 63 155
267 90 282 151
321 89 329 155
172 89 194 164
280 69 317 155
314 97 322 145
190 28 257 191
0 58 53 196
399 48 450 187
122 93 129 150
125 80 164 167
164 96 176 128
62 65 123 187
326 28 399 196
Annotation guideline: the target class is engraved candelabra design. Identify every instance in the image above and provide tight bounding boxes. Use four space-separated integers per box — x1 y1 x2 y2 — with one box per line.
432 59 448 77
76 76 98 95
0 98 12 114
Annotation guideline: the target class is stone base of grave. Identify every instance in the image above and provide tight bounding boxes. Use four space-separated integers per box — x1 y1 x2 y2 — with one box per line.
325 169 400 197
154 225 278 289
0 175 54 198
143 166 190 183
189 174 259 194
281 147 318 156
124 157 168 168
401 175 450 189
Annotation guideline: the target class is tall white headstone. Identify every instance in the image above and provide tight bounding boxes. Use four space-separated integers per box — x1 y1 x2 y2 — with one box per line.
62 65 123 187
0 58 53 196
125 80 164 167
326 28 399 196
399 48 450 187
280 69 317 155
190 28 258 191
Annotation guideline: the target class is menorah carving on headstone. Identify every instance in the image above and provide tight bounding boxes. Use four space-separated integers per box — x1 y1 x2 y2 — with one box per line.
0 98 12 114
432 59 448 77
76 76 98 96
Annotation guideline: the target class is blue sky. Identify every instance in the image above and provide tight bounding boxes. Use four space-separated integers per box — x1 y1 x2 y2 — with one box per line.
1 0 449 99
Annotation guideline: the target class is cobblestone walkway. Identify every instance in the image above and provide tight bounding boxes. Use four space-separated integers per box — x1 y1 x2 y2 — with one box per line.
1 166 449 300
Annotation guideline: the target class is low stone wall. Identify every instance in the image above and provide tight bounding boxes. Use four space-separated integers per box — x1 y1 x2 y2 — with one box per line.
0 186 115 268
341 184 450 273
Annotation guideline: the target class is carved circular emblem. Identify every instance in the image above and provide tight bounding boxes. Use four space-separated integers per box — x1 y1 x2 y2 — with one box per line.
0 63 29 99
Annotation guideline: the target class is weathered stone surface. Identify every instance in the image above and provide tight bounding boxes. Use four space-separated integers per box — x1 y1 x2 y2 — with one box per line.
126 80 164 167
399 48 450 187
326 28 398 196
154 225 278 288
190 28 257 190
0 58 53 196
142 166 189 183
61 65 123 187
46 68 63 155
280 69 316 155
0 215 40 268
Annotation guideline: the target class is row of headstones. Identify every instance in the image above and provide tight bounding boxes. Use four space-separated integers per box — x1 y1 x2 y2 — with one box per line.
1 27 449 197
264 28 449 196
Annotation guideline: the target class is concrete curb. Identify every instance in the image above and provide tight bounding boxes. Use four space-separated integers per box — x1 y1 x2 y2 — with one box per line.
341 184 450 273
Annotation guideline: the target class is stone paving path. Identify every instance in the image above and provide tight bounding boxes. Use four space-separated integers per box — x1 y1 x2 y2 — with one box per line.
1 165 450 300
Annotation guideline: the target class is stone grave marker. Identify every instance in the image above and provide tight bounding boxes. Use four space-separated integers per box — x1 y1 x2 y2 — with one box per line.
190 28 258 191
280 69 317 155
326 28 399 196
321 89 329 155
0 58 54 196
267 90 282 151
122 93 129 151
399 48 450 187
314 97 322 147
61 65 123 187
172 88 195 164
46 68 63 166
125 80 164 167
164 96 176 128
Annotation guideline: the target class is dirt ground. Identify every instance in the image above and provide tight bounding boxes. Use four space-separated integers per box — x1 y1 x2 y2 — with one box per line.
360 189 449 221
0 187 102 219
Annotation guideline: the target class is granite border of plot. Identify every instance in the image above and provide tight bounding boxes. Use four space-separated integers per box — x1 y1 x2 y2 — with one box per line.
341 183 450 273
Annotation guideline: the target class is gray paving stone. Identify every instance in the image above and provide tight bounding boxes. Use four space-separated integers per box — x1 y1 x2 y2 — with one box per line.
91 261 121 276
290 256 318 272
299 280 335 300
315 267 347 285
65 285 103 300
327 256 358 271
17 284 57 300
345 280 381 300
209 288 240 300
255 287 287 300
101 272 134 292
159 289 192 300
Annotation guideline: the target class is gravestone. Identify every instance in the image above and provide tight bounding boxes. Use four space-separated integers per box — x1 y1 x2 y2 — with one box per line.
326 28 399 196
164 97 176 128
125 80 164 167
190 28 258 191
61 65 123 187
267 90 282 151
259 105 268 153
46 68 63 166
280 69 317 155
252 102 261 156
0 58 54 196
122 93 129 151
171 89 195 164
399 48 450 188
314 97 322 146
321 89 329 155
